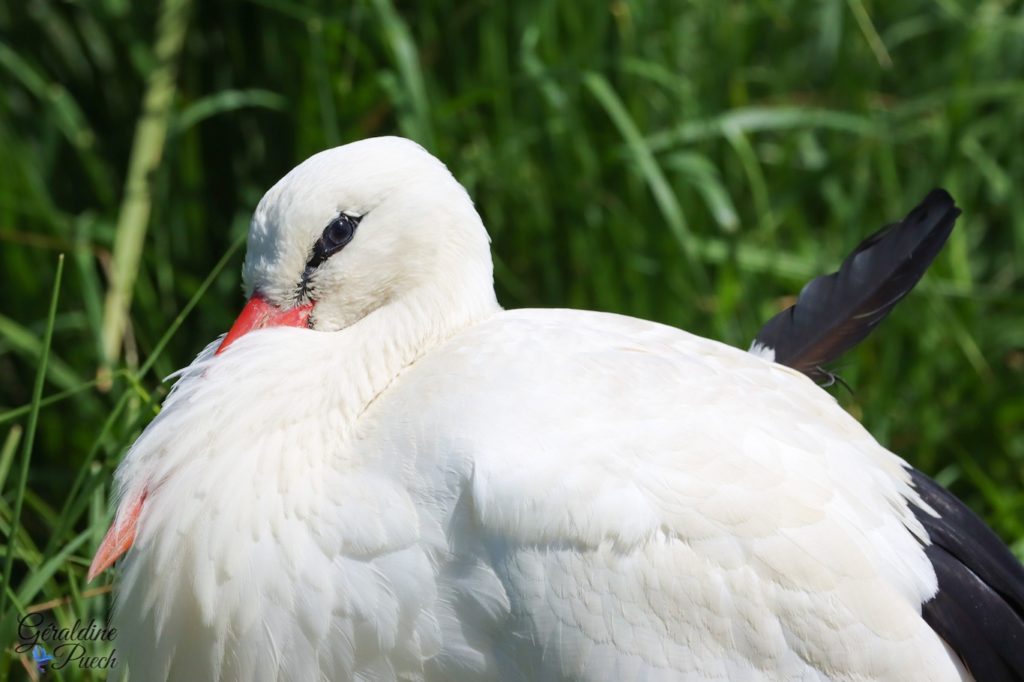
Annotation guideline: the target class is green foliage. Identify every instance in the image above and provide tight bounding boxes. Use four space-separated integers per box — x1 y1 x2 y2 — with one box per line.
1 0 1023 677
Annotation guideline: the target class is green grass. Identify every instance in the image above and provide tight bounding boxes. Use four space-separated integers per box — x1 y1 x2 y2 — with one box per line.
1 0 1023 678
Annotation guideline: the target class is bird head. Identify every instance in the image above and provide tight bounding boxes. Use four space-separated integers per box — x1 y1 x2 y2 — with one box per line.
218 136 493 352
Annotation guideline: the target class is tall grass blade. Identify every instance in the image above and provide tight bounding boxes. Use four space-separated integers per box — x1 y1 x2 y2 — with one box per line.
172 89 287 135
371 0 434 147
138 232 245 380
583 71 707 290
0 380 102 427
0 254 63 628
0 426 23 500
847 0 893 68
16 530 90 608
99 0 194 368
0 314 83 390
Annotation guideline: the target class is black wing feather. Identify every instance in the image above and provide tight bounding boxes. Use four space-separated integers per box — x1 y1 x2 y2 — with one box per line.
920 548 1021 682
752 190 960 382
908 467 1024 680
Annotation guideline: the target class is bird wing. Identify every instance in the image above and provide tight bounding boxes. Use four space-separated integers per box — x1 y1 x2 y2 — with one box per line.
747 190 1024 680
907 468 1024 681
374 309 967 680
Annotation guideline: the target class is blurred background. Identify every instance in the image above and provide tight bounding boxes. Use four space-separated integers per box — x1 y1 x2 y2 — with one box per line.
1 0 1023 676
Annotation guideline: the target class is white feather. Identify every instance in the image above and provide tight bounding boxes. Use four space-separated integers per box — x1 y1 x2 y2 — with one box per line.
748 340 776 362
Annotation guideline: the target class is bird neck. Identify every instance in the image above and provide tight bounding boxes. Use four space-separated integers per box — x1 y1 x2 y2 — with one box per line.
325 271 501 425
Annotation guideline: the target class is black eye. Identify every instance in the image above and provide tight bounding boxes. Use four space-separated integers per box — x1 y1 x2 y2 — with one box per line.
324 216 355 249
305 213 361 272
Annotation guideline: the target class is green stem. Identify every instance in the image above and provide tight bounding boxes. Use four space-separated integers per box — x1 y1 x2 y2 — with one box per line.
100 0 193 367
0 255 63 622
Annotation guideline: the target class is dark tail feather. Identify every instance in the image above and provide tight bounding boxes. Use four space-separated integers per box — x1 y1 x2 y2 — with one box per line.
907 467 1024 680
750 190 960 382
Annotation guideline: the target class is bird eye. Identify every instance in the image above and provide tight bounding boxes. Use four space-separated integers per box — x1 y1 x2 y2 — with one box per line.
305 213 362 272
324 216 356 250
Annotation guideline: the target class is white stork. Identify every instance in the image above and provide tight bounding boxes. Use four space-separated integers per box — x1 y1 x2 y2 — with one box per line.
90 137 1023 681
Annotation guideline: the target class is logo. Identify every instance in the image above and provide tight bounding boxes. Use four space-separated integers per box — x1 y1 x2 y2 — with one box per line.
16 613 118 673
31 645 53 673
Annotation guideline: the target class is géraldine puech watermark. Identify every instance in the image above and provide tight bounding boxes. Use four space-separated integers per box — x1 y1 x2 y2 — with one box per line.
15 612 118 673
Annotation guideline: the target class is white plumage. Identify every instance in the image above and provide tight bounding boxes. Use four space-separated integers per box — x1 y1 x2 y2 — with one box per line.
94 137 1006 681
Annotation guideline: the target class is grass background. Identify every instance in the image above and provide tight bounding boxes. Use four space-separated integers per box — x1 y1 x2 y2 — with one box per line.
1 0 1023 678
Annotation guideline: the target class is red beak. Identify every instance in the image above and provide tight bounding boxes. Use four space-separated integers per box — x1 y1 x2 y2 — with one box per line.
216 293 314 355
88 489 146 582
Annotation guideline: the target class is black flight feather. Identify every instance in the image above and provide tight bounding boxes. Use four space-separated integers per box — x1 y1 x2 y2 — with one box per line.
907 466 1024 680
751 190 960 382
